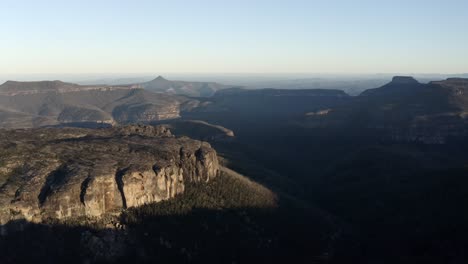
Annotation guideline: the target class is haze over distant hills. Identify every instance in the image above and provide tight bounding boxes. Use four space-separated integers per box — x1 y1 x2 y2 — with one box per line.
3 73 468 96
0 75 232 97
135 76 229 97
0 79 198 128
1 75 468 131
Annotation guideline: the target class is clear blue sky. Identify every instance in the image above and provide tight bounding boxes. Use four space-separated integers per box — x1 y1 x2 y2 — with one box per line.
1 0 467 74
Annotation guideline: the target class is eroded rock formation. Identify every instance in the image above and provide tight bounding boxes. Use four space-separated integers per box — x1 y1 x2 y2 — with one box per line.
0 125 219 225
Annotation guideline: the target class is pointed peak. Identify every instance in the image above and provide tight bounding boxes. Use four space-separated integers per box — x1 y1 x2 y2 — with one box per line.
153 75 168 82
390 76 419 84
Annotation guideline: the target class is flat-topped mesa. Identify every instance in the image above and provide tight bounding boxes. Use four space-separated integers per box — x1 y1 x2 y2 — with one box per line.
0 80 134 96
0 125 219 225
390 76 420 85
0 80 78 92
360 76 423 97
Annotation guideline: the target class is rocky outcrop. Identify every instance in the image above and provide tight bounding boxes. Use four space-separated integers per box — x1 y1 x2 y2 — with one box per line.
162 120 235 142
0 125 219 225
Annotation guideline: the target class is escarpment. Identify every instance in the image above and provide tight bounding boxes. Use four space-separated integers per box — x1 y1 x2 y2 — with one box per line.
0 125 219 225
0 80 201 129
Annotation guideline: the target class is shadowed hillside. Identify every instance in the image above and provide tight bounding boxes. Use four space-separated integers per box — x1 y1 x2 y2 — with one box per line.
0 80 198 128
137 76 231 97
175 76 468 263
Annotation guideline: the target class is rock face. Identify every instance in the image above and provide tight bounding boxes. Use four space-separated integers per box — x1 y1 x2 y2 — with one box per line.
0 125 219 225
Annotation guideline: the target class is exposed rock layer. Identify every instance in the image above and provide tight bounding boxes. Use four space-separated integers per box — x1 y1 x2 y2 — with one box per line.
0 125 219 224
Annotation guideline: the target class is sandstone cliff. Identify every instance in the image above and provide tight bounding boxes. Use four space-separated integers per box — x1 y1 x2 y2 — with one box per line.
0 125 219 226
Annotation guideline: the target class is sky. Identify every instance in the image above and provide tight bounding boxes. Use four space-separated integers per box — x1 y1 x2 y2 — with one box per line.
0 0 467 75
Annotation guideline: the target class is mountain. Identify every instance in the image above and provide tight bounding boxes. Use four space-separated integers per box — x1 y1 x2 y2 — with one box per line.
362 77 468 142
357 76 468 111
296 76 468 143
359 76 425 97
137 76 228 97
0 80 198 128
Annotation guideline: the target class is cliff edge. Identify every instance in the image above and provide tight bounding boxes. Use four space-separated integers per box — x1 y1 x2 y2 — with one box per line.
0 125 219 225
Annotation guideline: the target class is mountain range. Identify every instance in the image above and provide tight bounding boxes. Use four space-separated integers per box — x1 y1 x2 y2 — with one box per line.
136 76 229 97
0 80 199 128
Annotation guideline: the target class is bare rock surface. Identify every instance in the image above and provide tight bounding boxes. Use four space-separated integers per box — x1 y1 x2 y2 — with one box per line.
0 125 219 225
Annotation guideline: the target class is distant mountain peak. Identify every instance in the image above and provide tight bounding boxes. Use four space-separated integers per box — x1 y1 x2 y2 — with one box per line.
360 76 422 96
153 75 168 82
391 76 419 84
